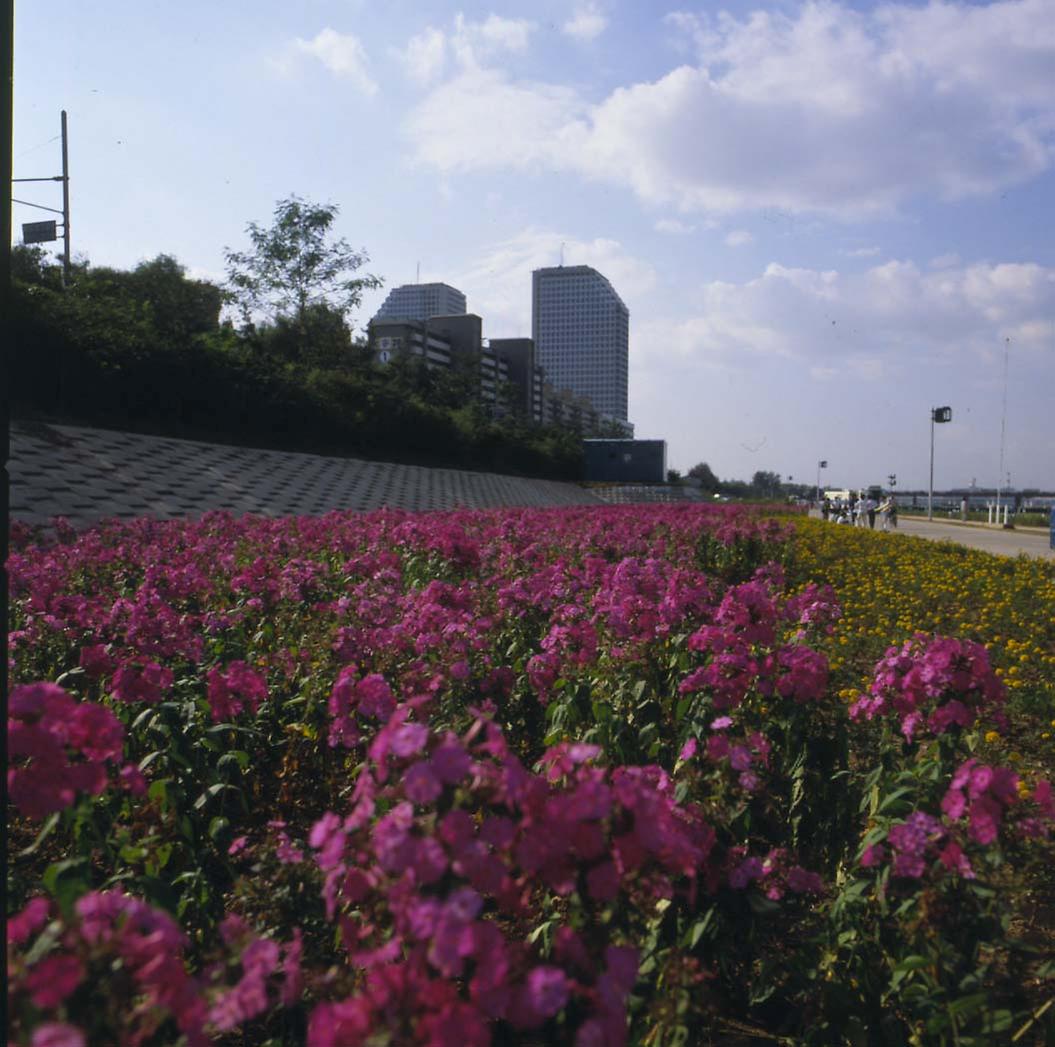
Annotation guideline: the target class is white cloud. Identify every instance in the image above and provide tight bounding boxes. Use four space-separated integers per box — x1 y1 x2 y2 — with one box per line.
654 218 695 234
449 228 656 339
636 258 1055 376
724 229 754 248
283 29 377 94
395 14 534 88
929 252 961 269
564 3 608 42
405 68 587 173
397 27 447 85
406 0 1055 217
451 13 533 69
840 246 881 258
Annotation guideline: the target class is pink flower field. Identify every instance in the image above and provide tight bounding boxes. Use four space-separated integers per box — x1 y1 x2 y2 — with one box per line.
6 505 1054 1045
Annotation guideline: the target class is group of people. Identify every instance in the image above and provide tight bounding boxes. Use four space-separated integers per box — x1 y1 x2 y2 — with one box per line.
821 492 897 530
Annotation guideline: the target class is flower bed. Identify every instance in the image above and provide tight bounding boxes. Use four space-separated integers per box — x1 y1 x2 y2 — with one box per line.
7 505 1055 1045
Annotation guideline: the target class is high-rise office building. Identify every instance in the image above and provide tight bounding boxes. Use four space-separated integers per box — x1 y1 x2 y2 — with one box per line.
531 265 629 422
373 282 467 323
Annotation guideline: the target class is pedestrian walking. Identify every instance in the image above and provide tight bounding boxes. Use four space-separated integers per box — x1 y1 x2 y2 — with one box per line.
877 497 894 531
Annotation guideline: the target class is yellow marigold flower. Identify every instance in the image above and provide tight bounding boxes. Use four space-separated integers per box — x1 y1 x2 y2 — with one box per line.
984 730 1000 744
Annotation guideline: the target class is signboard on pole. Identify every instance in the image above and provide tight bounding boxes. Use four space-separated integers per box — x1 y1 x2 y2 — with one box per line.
22 220 57 244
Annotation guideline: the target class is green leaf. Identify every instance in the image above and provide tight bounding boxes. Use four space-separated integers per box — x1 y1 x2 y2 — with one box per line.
947 993 987 1018
209 816 231 842
217 752 246 776
194 782 238 809
42 857 91 917
138 750 164 771
893 955 930 974
686 909 715 948
131 707 158 731
17 811 61 858
747 892 781 915
878 787 914 814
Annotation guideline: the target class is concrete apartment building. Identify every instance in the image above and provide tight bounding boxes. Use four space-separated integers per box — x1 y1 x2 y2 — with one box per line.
368 314 509 411
488 337 544 423
373 282 467 323
368 320 626 435
367 272 634 437
532 265 630 423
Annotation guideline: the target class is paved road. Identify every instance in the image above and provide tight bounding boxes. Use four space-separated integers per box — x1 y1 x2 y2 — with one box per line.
894 516 1054 561
8 421 603 528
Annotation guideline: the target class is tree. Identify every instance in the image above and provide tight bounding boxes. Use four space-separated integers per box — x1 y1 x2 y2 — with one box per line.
224 195 383 340
750 470 783 498
254 303 354 368
125 255 222 342
667 468 682 483
688 461 720 491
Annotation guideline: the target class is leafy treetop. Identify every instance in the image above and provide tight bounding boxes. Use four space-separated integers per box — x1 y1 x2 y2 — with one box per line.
223 195 383 328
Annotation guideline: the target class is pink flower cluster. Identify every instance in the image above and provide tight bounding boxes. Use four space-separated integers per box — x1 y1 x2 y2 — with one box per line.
268 696 821 1044
679 717 773 793
727 846 824 897
206 659 269 722
679 577 835 710
8 891 208 1046
849 634 1006 741
8 683 125 818
7 504 841 1044
861 760 1055 880
207 913 302 1031
8 891 306 1046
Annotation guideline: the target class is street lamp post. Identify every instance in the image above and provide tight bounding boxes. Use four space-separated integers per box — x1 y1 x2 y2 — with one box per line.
996 338 1009 527
928 407 952 520
816 460 827 505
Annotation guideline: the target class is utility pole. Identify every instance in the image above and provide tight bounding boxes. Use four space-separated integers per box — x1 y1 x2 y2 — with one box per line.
12 110 71 285
61 109 70 283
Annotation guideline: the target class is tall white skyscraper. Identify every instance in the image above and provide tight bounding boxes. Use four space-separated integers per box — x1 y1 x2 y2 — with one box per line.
373 282 467 322
531 265 629 422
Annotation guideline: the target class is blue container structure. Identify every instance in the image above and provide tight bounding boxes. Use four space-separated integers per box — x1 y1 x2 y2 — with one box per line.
583 439 667 484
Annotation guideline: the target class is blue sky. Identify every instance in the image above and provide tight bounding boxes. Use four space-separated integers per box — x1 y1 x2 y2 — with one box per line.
14 0 1054 490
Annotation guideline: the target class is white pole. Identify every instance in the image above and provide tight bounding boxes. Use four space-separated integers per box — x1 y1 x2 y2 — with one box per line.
928 409 935 521
996 338 1009 526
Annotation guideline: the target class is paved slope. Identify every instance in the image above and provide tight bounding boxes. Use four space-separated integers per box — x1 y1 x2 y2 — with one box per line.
9 422 603 527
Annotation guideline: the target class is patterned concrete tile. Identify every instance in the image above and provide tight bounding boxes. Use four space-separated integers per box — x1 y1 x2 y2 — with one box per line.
9 421 603 527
